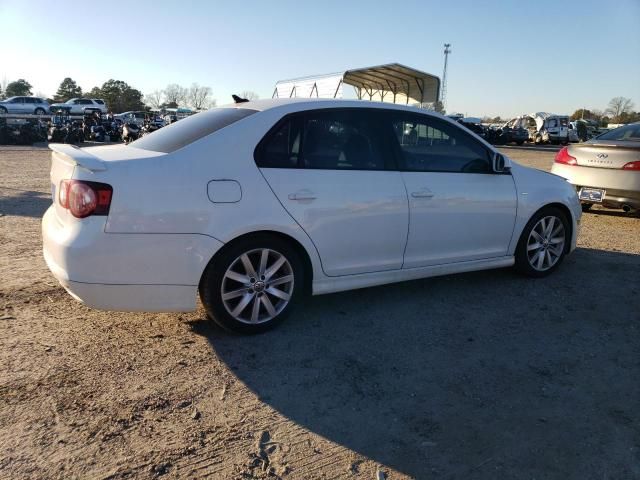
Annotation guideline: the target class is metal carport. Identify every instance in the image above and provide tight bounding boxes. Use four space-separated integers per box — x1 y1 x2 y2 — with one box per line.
273 63 440 106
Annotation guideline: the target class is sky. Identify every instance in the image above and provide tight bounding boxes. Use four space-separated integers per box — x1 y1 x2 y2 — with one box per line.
1 0 639 117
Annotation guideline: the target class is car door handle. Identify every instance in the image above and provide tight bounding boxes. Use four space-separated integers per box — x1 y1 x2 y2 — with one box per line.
288 190 317 201
411 189 435 198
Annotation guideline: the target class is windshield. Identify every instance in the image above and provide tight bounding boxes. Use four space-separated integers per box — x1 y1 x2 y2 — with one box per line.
596 123 640 141
130 107 258 153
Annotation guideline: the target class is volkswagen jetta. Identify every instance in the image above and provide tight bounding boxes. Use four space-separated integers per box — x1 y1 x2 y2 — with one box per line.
43 99 581 333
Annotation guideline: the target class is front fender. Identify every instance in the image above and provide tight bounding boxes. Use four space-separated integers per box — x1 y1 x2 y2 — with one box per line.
508 163 581 254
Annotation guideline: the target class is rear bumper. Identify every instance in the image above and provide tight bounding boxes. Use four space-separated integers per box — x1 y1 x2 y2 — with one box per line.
551 164 640 209
42 206 223 312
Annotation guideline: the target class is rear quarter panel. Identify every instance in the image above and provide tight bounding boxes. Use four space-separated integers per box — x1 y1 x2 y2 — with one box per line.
83 110 325 281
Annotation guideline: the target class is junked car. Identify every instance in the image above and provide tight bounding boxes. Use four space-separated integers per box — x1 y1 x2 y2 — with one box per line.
551 122 640 214
0 96 50 115
49 98 108 115
42 99 581 333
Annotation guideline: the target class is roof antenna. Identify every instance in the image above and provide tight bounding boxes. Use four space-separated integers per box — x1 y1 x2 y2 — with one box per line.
232 94 249 104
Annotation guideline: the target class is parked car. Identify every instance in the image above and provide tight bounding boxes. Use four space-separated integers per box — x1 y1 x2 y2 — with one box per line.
551 122 640 213
0 96 50 115
42 99 581 333
49 98 107 115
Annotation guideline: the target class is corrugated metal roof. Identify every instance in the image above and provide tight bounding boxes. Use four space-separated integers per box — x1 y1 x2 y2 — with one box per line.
274 63 440 105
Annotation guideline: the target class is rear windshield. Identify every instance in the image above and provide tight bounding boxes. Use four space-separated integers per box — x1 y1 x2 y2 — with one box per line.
130 107 258 153
596 123 640 141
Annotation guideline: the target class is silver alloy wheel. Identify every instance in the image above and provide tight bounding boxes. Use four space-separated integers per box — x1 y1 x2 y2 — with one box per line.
221 248 294 324
526 216 565 272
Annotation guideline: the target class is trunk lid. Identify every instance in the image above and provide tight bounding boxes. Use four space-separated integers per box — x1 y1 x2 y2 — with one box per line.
568 141 640 169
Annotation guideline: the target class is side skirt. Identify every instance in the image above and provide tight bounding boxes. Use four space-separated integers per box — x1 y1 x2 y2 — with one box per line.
312 256 515 295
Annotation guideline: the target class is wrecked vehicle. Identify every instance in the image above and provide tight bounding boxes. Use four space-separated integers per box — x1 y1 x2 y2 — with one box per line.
506 113 570 145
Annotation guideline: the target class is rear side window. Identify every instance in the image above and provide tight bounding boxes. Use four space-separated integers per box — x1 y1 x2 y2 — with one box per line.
94 99 105 105
256 109 386 170
597 123 640 141
388 113 491 173
131 107 257 153
257 118 302 168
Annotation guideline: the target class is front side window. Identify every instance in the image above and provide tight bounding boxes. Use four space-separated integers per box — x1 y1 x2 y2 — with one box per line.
388 114 491 173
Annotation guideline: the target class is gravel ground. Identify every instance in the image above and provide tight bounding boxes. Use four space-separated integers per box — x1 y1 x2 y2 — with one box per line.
0 145 639 479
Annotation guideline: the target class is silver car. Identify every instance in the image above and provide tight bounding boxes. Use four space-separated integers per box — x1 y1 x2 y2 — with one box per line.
551 123 640 214
0 96 50 115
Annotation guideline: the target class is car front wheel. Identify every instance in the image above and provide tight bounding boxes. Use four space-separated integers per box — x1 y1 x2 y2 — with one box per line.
515 207 569 277
34 108 46 115
199 235 304 334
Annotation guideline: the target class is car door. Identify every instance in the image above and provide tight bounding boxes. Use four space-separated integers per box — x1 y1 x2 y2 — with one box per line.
383 112 517 268
11 97 25 113
257 108 409 276
23 97 36 113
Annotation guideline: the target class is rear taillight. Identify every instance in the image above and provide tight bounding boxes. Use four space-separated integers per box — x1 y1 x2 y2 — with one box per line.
554 147 577 165
622 161 640 171
58 180 112 218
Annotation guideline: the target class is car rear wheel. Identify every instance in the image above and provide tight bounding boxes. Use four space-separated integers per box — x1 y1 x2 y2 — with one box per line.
515 207 569 277
199 234 304 334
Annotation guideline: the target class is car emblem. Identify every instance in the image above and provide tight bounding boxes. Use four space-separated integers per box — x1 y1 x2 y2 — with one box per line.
596 153 608 159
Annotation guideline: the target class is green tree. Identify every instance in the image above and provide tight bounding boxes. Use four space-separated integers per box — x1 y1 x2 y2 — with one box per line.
5 79 33 97
570 109 594 121
0 83 3 100
54 77 83 102
93 80 145 112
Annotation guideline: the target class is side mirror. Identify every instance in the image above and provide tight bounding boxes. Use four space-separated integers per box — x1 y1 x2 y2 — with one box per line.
492 153 510 173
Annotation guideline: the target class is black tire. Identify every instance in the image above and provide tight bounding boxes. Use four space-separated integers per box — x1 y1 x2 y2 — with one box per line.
0 106 7 114
199 234 305 334
34 108 46 115
514 206 569 278
516 140 524 146
581 203 593 212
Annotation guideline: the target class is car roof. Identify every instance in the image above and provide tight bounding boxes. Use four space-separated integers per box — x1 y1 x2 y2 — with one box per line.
222 97 446 117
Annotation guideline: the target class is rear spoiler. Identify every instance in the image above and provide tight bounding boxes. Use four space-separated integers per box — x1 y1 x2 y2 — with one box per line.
49 144 107 172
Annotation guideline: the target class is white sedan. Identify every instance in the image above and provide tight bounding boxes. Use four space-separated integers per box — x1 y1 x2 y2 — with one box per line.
43 99 581 333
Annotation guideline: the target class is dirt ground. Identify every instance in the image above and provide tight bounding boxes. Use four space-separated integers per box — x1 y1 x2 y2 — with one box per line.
1 145 639 480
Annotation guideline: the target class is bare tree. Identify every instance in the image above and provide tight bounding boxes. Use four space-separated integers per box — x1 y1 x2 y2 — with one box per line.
188 83 213 110
239 90 259 101
1 77 8 99
163 84 188 106
145 90 164 109
606 97 634 122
